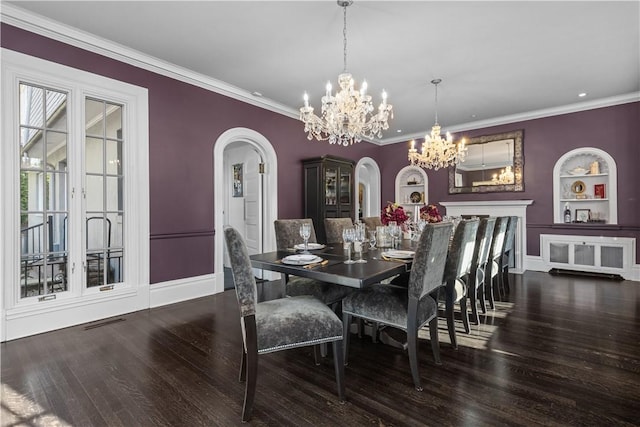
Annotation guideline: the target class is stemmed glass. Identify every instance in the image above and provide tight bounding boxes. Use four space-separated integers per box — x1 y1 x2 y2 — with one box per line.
354 224 367 263
388 221 400 249
368 230 377 250
299 223 311 253
342 228 356 264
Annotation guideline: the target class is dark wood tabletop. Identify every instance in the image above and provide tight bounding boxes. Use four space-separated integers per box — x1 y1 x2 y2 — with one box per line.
250 244 415 289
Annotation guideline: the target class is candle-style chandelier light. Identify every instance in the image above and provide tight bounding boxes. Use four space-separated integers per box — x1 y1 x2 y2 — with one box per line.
408 79 466 170
299 0 393 146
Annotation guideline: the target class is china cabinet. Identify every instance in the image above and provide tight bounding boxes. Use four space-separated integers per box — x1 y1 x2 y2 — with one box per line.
552 147 617 224
394 166 429 220
303 155 355 243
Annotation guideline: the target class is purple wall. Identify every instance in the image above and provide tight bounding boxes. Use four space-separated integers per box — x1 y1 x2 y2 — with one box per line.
3 23 639 279
1 24 382 283
380 103 640 259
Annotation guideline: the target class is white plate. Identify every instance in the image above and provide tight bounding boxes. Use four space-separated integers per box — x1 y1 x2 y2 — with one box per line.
382 250 415 259
294 243 326 250
282 254 323 265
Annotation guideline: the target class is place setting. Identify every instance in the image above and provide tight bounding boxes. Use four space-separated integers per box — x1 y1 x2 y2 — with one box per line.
380 250 415 262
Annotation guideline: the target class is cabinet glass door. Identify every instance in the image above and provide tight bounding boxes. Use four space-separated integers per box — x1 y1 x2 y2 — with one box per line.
325 168 337 205
339 170 351 204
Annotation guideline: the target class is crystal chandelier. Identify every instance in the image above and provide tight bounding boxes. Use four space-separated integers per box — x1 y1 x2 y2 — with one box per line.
299 0 393 146
408 79 466 170
492 142 515 184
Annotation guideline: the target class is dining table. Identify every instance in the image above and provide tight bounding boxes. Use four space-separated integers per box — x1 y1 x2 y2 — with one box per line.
249 242 416 289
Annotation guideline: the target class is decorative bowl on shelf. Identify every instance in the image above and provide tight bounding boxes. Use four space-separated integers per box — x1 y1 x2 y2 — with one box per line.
410 191 421 203
567 166 589 175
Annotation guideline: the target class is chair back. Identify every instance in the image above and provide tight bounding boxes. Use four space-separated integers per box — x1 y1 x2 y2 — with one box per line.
443 219 480 285
274 219 318 251
224 226 257 318
407 222 454 301
362 216 383 232
502 216 518 257
489 216 509 263
324 218 354 244
472 217 497 273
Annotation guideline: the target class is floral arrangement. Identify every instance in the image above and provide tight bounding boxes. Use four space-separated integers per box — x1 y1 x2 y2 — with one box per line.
381 202 409 225
420 204 443 223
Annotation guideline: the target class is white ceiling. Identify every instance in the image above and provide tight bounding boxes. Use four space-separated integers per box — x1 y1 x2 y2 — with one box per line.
4 1 639 144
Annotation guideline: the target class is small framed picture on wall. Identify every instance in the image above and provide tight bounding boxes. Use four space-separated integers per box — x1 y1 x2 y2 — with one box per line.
232 163 243 197
594 183 606 199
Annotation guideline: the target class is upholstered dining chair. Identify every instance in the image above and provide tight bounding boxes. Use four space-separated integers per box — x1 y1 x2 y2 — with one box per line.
466 217 496 325
496 216 518 298
484 216 509 309
224 226 345 421
362 216 382 232
324 218 355 245
273 219 353 308
341 222 453 391
435 218 478 349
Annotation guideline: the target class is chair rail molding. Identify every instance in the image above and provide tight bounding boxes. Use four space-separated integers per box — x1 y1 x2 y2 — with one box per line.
439 200 534 273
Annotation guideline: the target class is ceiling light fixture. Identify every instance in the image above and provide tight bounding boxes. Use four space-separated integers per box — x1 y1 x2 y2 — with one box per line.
299 0 393 146
408 79 466 170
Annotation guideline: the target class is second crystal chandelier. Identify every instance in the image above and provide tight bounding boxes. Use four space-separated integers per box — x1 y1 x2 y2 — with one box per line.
408 79 467 170
299 1 393 146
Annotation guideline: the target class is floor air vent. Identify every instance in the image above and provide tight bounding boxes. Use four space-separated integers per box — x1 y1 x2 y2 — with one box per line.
548 268 624 281
84 318 125 330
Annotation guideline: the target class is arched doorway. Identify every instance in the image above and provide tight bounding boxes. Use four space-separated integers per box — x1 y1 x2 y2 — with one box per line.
354 157 381 219
213 128 278 293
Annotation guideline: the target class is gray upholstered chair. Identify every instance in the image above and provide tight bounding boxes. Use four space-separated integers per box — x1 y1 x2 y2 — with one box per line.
362 216 382 232
466 217 496 325
484 216 509 309
273 219 353 307
224 226 345 421
341 222 453 391
439 218 479 349
324 217 354 245
496 216 518 298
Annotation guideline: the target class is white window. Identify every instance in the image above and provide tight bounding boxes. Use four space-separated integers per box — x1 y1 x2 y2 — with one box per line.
1 49 149 341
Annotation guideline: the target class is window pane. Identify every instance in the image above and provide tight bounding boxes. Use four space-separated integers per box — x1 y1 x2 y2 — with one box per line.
46 131 67 170
21 128 44 170
46 254 68 294
45 89 67 131
105 103 122 139
49 213 68 252
106 212 123 247
107 249 123 284
86 216 104 250
21 213 45 256
86 175 104 211
20 171 43 212
45 172 65 212
19 84 44 128
85 137 104 174
86 252 104 288
106 139 122 175
85 98 104 136
106 177 122 211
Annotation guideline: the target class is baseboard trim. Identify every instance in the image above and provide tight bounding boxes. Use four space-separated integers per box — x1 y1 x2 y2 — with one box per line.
150 273 220 308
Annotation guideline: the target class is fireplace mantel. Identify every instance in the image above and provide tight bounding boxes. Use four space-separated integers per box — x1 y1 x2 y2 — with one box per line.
440 200 533 273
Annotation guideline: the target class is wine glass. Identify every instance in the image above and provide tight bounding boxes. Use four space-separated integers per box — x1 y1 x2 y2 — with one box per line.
368 230 377 250
342 227 356 264
299 223 311 253
388 221 400 249
354 225 367 263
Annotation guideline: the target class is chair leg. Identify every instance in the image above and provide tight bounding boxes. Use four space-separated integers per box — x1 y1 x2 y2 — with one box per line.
320 343 328 358
242 320 258 422
342 313 352 366
469 285 480 326
332 340 346 402
313 345 321 366
446 294 457 349
406 323 423 391
460 296 470 334
239 348 247 382
485 275 496 310
428 317 441 365
478 282 487 314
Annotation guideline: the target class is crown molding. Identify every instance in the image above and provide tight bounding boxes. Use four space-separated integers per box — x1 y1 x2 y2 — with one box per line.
3 3 637 148
0 3 299 120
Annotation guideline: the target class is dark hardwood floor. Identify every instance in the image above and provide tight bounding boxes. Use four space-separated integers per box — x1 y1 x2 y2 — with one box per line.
2 271 640 426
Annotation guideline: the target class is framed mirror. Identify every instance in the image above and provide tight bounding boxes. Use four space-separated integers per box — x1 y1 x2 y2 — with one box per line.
449 130 524 194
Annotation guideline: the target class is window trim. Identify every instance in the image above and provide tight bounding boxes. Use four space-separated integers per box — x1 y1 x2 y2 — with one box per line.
1 49 149 341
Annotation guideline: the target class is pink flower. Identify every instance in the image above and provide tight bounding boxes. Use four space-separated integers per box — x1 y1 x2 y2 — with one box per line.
419 204 442 223
381 202 409 225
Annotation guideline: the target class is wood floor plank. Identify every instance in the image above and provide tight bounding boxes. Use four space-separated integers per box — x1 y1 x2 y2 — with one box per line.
2 271 640 426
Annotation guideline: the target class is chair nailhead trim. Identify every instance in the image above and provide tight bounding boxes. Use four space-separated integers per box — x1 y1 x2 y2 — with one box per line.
258 335 343 354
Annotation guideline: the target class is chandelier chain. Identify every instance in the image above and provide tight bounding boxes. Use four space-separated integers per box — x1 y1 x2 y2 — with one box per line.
343 3 348 72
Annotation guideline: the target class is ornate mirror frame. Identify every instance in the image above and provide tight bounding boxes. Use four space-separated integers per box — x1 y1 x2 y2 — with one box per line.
448 129 524 194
